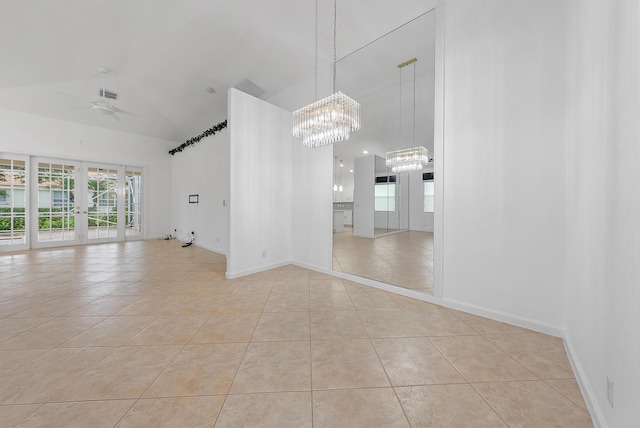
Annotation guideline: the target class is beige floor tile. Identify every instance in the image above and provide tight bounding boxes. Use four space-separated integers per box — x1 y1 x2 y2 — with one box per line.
310 311 367 339
396 384 507 427
232 280 274 294
0 347 115 404
430 335 538 382
357 310 423 338
0 404 41 427
60 345 182 401
0 316 104 349
271 279 309 293
372 338 465 386
472 381 593 427
450 310 532 335
313 388 410 428
163 295 224 314
485 333 575 379
0 242 594 427
127 314 208 345
0 317 52 344
0 349 50 377
545 379 589 411
263 291 309 312
117 396 224 428
349 291 399 310
252 312 310 341
310 292 355 311
61 316 157 347
311 339 389 389
408 309 479 336
215 392 312 428
144 343 246 397
0 298 57 318
114 296 183 316
189 312 260 343
216 293 269 313
16 400 134 428
230 341 311 393
9 297 98 318
309 279 347 293
61 295 143 317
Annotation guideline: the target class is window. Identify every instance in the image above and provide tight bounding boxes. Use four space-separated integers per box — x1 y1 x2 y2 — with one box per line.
375 183 396 212
0 157 27 245
424 180 434 213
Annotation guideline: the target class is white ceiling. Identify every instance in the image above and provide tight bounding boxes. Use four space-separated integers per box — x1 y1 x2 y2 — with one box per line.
0 0 436 147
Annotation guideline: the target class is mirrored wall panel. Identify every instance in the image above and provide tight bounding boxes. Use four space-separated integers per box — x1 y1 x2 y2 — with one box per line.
332 11 436 294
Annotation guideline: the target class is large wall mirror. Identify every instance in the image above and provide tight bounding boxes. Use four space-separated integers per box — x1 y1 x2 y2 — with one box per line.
332 10 436 294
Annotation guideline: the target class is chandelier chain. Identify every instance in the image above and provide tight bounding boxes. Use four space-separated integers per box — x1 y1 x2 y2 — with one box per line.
412 61 416 146
333 0 337 93
315 0 318 100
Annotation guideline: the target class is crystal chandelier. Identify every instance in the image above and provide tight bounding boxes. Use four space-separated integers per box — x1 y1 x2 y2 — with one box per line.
293 0 360 147
386 58 429 173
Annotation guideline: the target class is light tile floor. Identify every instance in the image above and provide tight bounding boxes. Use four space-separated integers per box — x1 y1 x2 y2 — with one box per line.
0 240 593 427
333 228 434 294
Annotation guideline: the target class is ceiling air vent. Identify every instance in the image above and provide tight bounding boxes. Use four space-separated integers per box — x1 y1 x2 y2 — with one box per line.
99 89 119 100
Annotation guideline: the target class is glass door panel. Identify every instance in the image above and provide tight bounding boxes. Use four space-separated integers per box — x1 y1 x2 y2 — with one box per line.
36 161 78 245
86 166 119 241
125 169 143 238
0 157 27 249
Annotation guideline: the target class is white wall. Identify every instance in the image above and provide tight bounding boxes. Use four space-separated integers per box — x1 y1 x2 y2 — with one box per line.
440 0 568 332
564 0 640 426
170 128 229 254
227 89 293 277
291 143 333 271
0 108 174 239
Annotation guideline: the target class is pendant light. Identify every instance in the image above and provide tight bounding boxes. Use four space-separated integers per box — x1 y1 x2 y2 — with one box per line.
293 0 361 148
386 58 429 173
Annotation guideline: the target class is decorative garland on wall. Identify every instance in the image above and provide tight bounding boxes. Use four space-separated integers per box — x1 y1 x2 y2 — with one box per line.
168 119 228 155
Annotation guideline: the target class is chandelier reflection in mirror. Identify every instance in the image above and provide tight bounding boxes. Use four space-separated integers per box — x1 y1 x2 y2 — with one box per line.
293 0 360 148
386 57 429 173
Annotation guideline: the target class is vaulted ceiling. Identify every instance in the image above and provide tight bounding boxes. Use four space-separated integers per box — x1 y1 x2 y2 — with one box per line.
0 0 436 145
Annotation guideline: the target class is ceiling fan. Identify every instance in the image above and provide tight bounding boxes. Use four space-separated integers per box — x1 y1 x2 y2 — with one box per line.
63 67 135 120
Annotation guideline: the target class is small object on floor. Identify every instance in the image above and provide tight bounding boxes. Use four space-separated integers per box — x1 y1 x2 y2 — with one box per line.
182 242 193 247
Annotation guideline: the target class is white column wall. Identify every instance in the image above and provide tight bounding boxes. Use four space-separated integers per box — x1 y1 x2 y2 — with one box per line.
0 108 173 239
291 143 333 271
170 129 229 254
440 0 568 332
227 88 293 277
564 0 640 426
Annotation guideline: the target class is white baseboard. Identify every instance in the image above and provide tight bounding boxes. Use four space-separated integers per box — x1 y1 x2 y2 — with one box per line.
564 332 606 428
225 260 291 279
193 242 227 256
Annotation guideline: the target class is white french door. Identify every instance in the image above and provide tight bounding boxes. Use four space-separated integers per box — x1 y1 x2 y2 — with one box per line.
29 157 143 249
32 158 82 248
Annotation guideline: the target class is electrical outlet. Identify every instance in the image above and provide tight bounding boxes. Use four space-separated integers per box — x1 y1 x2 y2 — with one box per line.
606 376 614 407
261 250 266 258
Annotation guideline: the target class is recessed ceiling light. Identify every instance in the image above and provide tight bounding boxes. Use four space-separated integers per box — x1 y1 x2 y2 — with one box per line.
340 163 343 167
205 86 216 94
363 150 368 154
349 169 354 173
